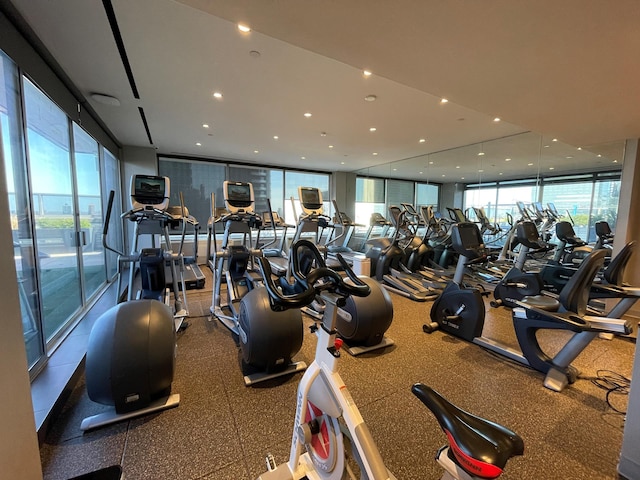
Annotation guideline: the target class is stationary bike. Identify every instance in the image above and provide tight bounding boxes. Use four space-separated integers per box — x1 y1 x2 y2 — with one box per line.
491 221 550 308
256 241 523 480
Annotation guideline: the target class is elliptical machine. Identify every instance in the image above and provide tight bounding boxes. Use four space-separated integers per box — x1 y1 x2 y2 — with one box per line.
424 222 633 392
283 239 395 355
210 181 306 385
82 175 184 431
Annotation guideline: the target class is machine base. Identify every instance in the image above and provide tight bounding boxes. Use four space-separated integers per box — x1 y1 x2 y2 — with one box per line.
81 393 180 431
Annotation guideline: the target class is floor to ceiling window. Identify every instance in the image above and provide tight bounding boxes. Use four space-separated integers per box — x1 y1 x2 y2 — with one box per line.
72 123 106 300
1 51 43 371
23 77 83 342
1 60 115 377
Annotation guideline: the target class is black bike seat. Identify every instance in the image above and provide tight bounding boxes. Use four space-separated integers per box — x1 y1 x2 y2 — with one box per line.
412 383 524 479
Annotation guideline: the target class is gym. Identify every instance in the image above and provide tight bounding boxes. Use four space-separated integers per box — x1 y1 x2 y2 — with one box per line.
1 1 639 479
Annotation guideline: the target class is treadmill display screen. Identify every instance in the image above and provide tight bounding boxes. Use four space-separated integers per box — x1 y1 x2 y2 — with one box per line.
301 188 322 208
133 175 165 202
226 182 252 208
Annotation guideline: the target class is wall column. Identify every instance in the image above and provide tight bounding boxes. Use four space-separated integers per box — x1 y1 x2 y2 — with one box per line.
617 138 640 479
0 135 43 479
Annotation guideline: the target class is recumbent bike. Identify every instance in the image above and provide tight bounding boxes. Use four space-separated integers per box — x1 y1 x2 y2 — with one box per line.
424 221 633 392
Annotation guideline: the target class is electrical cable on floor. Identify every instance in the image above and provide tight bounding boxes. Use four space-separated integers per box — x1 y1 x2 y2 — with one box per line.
588 369 631 415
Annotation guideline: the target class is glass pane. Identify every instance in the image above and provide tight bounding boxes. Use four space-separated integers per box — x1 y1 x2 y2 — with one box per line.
158 157 226 226
495 185 536 227
73 123 105 298
355 177 386 226
542 181 593 241
386 179 414 211
1 52 43 369
284 171 330 224
416 183 439 208
590 180 620 240
23 77 81 342
103 148 122 279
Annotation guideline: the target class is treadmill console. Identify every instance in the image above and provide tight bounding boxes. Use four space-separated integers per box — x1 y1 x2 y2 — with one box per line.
130 175 170 211
224 181 255 215
298 187 324 216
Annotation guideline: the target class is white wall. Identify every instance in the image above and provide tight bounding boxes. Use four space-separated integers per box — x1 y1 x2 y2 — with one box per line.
617 139 640 479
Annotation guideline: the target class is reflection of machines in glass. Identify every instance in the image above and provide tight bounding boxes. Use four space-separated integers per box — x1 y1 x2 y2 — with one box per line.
424 221 633 392
210 181 306 385
82 174 188 431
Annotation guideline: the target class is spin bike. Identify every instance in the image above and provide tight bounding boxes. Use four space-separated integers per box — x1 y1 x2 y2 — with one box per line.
256 241 523 480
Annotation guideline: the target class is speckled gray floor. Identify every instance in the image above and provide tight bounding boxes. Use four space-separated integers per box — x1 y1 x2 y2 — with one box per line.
40 268 636 479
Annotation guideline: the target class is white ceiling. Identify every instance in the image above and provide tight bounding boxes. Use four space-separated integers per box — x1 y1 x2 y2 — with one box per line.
4 0 638 182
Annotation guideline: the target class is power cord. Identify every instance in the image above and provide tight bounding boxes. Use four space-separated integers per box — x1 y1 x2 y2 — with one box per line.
590 369 631 415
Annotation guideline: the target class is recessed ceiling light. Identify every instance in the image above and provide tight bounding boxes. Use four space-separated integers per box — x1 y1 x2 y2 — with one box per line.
195 142 201 146
549 167 555 170
442 174 446 177
461 177 465 180
341 162 345 165
577 147 582 150
373 152 378 156
478 152 485 156
273 135 279 140
369 127 377 132
329 145 334 148
544 145 549 148
493 117 501 122
393 168 397 171
363 70 372 77
419 171 423 174
566 155 573 159
213 92 223 99
597 154 602 157
364 95 377 102
456 166 460 169
237 24 251 33
613 160 619 163
505 158 511 162
202 124 209 128
478 169 484 173
254 150 259 154
499 172 503 175
301 156 305 160
304 112 312 118
249 50 261 58
440 98 448 104
429 161 434 165
320 132 327 136
419 138 426 143
552 138 558 142
528 162 534 166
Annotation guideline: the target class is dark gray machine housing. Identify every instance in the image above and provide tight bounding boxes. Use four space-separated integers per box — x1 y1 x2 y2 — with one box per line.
86 299 176 413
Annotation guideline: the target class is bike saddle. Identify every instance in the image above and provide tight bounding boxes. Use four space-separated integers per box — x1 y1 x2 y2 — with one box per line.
412 383 523 479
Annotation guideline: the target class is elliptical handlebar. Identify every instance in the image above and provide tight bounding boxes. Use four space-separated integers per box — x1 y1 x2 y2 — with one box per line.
102 190 124 256
257 240 370 312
